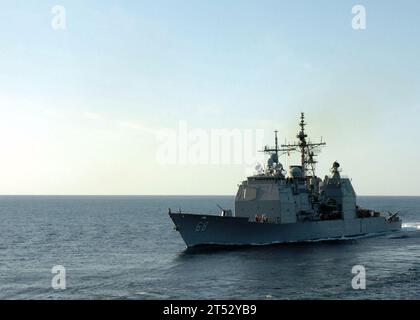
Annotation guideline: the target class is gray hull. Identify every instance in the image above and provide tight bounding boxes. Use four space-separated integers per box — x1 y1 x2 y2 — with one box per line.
169 213 402 247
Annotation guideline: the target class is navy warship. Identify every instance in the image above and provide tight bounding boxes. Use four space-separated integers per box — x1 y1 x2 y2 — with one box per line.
169 113 401 247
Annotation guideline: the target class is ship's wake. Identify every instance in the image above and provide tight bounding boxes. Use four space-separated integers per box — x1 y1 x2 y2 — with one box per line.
386 222 420 239
402 222 420 231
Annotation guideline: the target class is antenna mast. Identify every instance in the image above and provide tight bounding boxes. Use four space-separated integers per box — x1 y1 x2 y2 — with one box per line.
281 113 326 177
274 130 279 160
261 130 295 164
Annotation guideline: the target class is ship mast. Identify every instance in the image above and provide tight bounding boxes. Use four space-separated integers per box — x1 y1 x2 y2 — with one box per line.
261 130 295 165
275 130 279 160
281 113 326 177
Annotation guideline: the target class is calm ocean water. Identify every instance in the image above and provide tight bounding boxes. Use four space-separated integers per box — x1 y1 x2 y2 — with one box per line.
0 195 419 300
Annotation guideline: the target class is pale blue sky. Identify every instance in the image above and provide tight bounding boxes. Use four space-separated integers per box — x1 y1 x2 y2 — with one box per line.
0 1 419 195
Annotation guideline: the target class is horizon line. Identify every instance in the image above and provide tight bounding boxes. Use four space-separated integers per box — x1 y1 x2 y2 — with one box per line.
0 194 419 197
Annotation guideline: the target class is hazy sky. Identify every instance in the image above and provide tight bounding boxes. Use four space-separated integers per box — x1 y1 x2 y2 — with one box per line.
1 0 419 195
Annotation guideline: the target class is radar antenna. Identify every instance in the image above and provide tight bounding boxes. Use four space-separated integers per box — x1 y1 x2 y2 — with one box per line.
260 130 296 164
258 131 295 176
281 113 326 177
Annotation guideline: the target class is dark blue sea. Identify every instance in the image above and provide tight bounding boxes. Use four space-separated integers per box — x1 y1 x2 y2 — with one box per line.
0 196 419 299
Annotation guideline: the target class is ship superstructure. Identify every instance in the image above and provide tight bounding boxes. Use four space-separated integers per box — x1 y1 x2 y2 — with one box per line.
169 113 401 247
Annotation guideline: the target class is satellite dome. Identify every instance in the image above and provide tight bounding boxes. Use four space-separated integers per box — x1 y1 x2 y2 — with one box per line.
289 166 302 178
